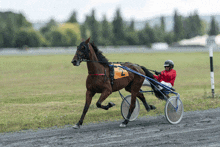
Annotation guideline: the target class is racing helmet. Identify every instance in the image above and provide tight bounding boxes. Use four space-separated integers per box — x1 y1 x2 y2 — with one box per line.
164 60 174 68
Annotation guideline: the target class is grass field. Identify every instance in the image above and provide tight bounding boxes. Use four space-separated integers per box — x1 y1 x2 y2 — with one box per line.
0 52 220 133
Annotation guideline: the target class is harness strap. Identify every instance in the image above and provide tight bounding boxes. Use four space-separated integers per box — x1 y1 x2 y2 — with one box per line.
89 69 109 84
89 74 105 75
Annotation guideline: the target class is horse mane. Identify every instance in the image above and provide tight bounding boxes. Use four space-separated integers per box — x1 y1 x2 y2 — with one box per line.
90 43 109 65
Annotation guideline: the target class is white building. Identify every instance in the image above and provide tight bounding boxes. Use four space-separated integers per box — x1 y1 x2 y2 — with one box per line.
152 42 169 50
178 34 220 47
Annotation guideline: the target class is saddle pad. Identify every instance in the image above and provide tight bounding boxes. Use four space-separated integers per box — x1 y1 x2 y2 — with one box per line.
114 64 129 79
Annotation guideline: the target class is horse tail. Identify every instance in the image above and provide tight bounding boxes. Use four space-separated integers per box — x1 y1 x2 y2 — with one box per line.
140 66 164 99
140 66 154 79
140 66 156 86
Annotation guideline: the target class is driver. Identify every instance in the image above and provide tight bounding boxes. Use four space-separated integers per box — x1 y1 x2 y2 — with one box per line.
154 60 176 88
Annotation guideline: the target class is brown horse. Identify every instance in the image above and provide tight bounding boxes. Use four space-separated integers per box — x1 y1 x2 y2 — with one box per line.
71 38 156 129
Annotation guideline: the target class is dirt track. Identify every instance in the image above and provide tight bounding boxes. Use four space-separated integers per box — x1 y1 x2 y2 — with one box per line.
1 108 220 147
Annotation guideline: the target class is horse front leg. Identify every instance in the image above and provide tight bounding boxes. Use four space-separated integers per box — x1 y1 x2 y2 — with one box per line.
73 90 96 129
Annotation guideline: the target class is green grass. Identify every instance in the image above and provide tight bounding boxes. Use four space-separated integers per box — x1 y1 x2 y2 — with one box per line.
0 52 220 133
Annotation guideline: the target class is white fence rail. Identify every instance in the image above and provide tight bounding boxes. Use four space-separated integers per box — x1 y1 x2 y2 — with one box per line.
1 46 220 56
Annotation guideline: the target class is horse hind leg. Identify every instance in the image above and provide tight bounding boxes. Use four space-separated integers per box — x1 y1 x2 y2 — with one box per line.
120 91 138 127
125 86 156 112
119 82 140 127
137 92 156 111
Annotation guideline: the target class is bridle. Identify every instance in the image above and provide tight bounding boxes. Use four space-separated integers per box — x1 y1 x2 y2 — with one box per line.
75 42 110 64
73 42 106 76
75 43 90 62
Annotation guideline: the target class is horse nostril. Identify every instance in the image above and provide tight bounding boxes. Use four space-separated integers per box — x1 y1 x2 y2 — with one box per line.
71 59 80 66
71 60 76 64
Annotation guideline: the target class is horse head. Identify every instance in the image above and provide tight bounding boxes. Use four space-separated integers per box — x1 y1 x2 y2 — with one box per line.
71 37 90 66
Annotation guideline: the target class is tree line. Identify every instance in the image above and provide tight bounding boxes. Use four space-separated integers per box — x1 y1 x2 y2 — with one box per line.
0 9 219 49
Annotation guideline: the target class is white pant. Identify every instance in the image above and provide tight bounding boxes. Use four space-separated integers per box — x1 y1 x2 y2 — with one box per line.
142 79 172 89
142 79 151 86
160 81 172 88
158 81 172 90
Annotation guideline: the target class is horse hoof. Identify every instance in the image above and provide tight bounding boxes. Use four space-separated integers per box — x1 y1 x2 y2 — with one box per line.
108 102 115 107
73 124 80 129
119 123 127 128
150 105 156 110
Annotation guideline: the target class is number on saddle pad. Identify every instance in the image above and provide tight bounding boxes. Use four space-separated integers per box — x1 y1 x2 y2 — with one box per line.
114 64 129 79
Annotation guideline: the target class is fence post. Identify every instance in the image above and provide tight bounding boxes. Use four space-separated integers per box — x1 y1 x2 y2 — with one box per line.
206 36 215 98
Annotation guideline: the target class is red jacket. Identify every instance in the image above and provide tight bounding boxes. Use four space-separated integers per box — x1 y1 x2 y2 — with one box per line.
153 69 176 86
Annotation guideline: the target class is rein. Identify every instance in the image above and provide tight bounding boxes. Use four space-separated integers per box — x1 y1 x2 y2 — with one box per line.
144 68 156 72
82 59 156 74
82 59 104 63
82 59 127 65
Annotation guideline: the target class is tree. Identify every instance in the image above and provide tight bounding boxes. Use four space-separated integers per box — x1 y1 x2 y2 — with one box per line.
160 16 165 32
67 11 78 23
173 10 184 42
0 28 3 48
112 8 126 45
65 29 78 46
3 21 16 47
137 23 153 47
46 29 68 47
14 29 29 48
183 11 203 39
0 16 4 47
209 16 219 36
125 19 138 45
27 30 42 47
14 29 44 48
164 32 174 45
100 15 112 46
153 25 165 42
85 10 100 44
0 11 33 48
16 13 32 28
129 19 135 32
59 23 81 45
126 31 139 45
80 23 88 40
91 10 100 44
193 11 203 36
40 19 58 35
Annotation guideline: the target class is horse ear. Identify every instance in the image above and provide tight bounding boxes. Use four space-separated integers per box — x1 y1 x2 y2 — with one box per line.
85 37 90 44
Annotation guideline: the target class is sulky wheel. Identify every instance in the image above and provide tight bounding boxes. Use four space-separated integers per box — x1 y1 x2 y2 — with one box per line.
121 95 140 121
165 95 184 124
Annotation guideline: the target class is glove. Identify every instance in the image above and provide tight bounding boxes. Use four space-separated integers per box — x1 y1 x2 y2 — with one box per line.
155 71 161 75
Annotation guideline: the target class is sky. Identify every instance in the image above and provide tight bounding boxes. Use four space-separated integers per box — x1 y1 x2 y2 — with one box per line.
0 0 220 23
